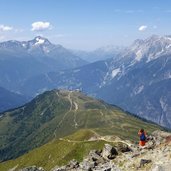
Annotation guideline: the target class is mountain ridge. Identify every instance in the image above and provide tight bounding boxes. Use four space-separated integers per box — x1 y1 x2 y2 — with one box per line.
0 89 162 163
17 35 171 129
1 129 170 171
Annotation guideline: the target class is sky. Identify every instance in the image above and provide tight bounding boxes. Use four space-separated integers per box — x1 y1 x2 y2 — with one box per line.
0 0 171 50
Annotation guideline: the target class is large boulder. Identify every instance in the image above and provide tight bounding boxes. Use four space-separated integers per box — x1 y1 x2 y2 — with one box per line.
102 144 118 160
116 143 131 153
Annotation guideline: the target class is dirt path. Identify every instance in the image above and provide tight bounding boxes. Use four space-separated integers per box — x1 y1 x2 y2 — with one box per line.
73 102 79 128
54 92 73 138
59 135 132 146
73 102 78 111
100 111 104 116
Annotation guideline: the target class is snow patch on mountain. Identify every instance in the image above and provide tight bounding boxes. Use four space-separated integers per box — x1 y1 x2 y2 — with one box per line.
35 37 45 45
160 97 167 112
135 50 143 61
111 68 121 78
134 85 144 95
22 43 27 47
73 69 80 73
164 72 171 79
104 62 108 67
130 35 171 63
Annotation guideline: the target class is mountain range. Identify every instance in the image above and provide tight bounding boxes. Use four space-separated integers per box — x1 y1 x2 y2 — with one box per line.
71 45 125 62
0 36 87 94
0 35 171 129
16 35 171 129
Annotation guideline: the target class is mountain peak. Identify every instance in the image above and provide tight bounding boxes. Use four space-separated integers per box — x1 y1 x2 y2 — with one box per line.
130 35 171 62
32 36 51 45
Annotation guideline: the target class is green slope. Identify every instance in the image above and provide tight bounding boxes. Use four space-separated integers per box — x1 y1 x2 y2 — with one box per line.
0 90 162 163
0 130 117 171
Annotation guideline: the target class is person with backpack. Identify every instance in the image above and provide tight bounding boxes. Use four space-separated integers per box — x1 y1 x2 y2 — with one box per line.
138 129 147 146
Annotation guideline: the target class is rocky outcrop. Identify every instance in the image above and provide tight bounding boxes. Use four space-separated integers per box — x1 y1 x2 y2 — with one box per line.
114 130 171 171
52 145 121 171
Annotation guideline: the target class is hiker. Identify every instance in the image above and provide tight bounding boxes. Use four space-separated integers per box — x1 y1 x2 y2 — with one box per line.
138 129 147 146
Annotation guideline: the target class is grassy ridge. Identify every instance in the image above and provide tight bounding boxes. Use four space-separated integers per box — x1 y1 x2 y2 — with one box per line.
0 130 116 171
0 89 162 164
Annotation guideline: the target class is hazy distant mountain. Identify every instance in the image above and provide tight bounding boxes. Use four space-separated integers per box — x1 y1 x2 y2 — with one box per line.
0 36 87 92
72 45 125 62
19 35 171 129
0 87 28 112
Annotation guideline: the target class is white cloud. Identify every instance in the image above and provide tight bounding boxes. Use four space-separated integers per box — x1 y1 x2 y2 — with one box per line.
31 21 51 31
138 25 148 32
0 25 13 31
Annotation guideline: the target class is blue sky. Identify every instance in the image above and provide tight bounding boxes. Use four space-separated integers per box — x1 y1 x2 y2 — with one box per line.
0 0 171 50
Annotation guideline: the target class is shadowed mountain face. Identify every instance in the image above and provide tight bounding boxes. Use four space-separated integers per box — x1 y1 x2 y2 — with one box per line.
0 90 160 162
18 35 171 129
0 87 28 112
0 36 87 92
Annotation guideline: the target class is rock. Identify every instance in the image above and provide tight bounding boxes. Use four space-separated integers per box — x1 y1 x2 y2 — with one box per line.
89 150 102 161
80 158 95 170
139 159 152 168
66 159 79 169
93 160 121 171
131 153 140 158
94 155 107 165
165 136 171 144
51 166 66 171
151 130 171 145
116 143 131 153
19 166 45 171
102 144 118 160
145 138 156 150
151 163 171 171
